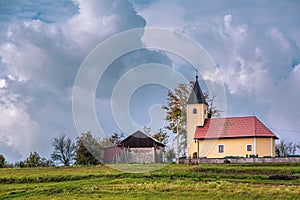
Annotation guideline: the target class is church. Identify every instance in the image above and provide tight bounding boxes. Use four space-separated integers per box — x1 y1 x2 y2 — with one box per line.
187 76 279 159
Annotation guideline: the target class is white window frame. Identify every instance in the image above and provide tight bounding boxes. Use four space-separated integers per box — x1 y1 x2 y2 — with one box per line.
246 144 252 152
218 144 224 154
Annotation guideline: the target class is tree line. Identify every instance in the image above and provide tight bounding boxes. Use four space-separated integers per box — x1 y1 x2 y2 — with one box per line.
0 128 174 168
0 82 299 168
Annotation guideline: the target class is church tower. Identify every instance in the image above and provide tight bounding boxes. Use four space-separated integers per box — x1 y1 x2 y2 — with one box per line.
187 76 208 158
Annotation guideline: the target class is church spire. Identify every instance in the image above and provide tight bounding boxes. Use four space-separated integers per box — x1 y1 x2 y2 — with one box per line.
187 75 208 105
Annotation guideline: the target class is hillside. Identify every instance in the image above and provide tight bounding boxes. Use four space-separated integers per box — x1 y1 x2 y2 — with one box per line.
0 163 300 199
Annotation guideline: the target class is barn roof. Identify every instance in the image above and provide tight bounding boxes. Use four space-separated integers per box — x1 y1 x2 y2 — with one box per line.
194 116 279 140
121 131 165 148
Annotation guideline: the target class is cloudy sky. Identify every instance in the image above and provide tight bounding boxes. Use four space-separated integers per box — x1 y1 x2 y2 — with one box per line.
0 0 300 162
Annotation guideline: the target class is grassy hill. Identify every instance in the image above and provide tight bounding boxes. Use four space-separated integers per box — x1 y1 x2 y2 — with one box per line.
0 163 300 199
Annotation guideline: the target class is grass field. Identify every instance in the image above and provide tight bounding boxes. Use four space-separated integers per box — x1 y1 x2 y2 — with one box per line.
0 163 300 199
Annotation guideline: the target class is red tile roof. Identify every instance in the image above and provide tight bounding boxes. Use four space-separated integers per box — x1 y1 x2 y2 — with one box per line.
194 116 279 140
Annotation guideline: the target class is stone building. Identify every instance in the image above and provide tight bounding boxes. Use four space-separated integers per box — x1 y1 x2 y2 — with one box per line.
104 131 165 163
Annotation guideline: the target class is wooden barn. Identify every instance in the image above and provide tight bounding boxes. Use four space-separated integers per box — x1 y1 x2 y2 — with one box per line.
104 131 165 163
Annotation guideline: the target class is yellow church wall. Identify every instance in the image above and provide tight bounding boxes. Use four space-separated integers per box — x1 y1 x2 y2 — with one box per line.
197 138 255 158
256 137 275 157
188 141 197 158
187 104 208 157
194 137 275 158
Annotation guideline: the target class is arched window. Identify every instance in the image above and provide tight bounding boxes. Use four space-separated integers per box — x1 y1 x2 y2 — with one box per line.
193 108 197 114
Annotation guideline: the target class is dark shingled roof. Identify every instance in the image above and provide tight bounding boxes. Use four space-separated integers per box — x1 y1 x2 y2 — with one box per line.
121 131 165 148
187 76 208 105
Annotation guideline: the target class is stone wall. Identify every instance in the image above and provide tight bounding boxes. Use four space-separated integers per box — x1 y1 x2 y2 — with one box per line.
112 147 164 163
178 157 300 164
128 147 155 163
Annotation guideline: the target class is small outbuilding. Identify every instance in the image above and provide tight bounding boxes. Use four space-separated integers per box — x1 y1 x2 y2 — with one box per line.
104 131 165 163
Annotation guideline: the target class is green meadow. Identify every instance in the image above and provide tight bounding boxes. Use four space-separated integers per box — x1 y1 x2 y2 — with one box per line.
0 163 299 199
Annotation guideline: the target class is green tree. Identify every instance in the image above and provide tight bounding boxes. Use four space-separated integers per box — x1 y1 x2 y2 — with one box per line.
162 83 192 157
152 128 169 144
275 140 297 157
76 131 103 165
51 134 76 166
0 154 6 168
162 82 222 157
25 151 41 167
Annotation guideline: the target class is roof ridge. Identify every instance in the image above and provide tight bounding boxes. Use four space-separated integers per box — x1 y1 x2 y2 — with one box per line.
122 130 165 146
209 116 256 120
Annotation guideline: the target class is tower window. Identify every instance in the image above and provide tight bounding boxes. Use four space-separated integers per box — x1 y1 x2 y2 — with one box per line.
193 108 197 114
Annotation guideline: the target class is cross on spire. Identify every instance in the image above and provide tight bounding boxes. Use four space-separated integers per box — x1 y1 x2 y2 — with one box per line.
195 69 199 81
187 72 208 105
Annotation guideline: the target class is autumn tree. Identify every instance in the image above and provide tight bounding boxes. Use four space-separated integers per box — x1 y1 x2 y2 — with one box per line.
152 128 169 144
162 81 222 157
76 131 103 165
162 83 192 157
51 134 76 166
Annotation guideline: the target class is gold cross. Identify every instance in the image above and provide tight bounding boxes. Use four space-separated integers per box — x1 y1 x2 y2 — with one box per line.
220 119 234 135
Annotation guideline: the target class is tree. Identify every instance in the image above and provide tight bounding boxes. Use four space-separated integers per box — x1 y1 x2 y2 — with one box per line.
152 128 169 144
162 82 222 157
14 161 26 168
275 140 297 157
39 157 54 167
22 152 53 167
76 131 103 165
51 134 76 166
0 154 6 168
108 132 124 145
205 92 222 118
25 151 41 167
165 148 176 162
162 83 192 157
143 126 151 135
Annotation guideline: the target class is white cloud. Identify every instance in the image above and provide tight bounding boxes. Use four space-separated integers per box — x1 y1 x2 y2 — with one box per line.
0 0 147 161
132 0 300 142
1 0 300 161
0 79 7 89
0 87 42 159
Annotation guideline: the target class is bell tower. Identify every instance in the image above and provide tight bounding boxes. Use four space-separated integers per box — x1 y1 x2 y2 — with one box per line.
187 75 208 158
